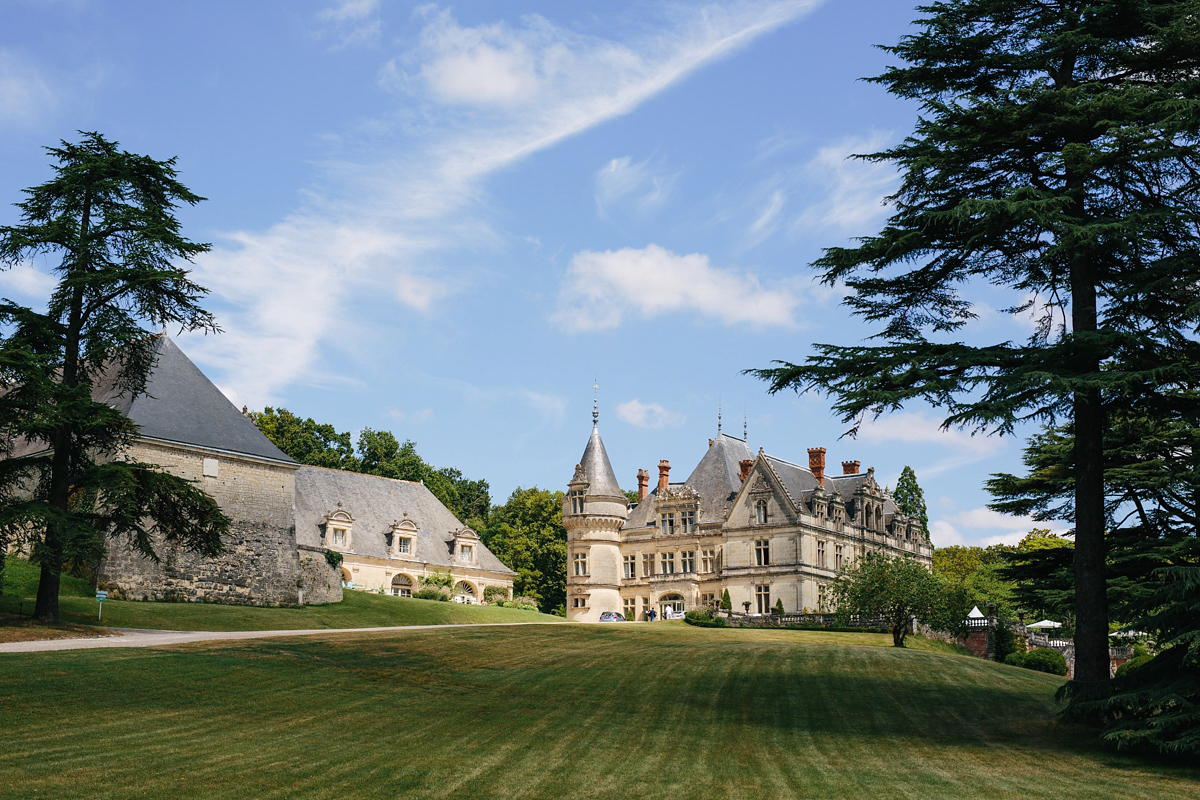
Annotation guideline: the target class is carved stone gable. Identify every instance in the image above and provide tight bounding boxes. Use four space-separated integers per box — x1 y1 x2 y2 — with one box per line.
749 475 771 494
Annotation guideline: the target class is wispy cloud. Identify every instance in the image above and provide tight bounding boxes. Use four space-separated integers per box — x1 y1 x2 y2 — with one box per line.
0 260 57 300
930 506 1069 548
793 132 898 236
316 0 382 49
855 410 1006 478
616 399 685 429
551 244 800 332
747 188 786 245
595 156 678 216
188 2 820 405
0 50 56 128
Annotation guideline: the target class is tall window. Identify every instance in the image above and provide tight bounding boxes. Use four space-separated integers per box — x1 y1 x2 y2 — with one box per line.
755 584 771 614
572 596 586 608
569 491 585 515
642 553 655 577
573 552 588 577
680 551 695 573
817 540 826 569
701 549 715 573
660 552 675 575
623 555 636 580
623 597 636 618
835 544 844 571
460 545 473 562
818 584 828 612
396 537 411 554
661 513 675 535
680 510 696 533
701 592 715 606
755 500 768 524
755 539 770 566
332 528 346 546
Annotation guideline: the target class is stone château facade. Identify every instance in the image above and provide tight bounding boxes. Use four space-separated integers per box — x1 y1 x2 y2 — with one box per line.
564 411 932 622
35 336 515 606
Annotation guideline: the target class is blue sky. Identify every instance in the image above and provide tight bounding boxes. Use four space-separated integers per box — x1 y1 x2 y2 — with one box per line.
0 0 1066 548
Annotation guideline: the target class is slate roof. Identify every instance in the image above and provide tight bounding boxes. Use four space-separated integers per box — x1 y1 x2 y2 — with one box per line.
294 466 515 575
626 434 754 528
97 336 295 463
10 336 295 464
576 423 624 499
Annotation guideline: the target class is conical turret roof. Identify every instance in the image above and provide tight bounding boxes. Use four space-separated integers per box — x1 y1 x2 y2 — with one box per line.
576 423 624 499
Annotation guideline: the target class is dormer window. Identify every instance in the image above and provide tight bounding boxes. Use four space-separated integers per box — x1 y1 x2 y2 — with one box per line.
661 513 675 535
461 544 473 562
755 500 768 524
568 490 585 515
451 527 480 565
324 504 355 551
680 509 696 533
390 517 418 558
397 537 411 554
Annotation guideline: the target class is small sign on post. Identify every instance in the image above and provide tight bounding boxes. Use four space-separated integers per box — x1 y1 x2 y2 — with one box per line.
96 589 107 621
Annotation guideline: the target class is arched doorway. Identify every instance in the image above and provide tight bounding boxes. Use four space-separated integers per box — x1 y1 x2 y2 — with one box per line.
391 574 413 598
659 593 684 619
453 581 477 604
340 568 353 588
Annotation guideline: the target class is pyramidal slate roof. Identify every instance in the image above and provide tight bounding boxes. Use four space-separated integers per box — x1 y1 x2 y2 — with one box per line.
626 433 754 527
294 466 515 574
576 423 624 499
95 336 296 464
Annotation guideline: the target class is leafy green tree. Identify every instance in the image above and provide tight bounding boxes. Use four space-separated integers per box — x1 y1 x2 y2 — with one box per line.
893 466 929 539
479 487 566 613
247 407 357 470
0 132 229 621
749 2 1200 681
720 588 732 612
832 551 944 647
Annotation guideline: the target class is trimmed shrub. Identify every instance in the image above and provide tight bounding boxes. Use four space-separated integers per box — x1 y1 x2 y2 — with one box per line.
1004 651 1027 668
1022 647 1068 676
1114 654 1153 678
483 585 510 603
720 589 732 611
684 609 727 628
773 598 785 616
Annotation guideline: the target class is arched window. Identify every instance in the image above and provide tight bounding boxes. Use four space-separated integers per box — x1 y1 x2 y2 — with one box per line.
755 499 768 524
454 581 477 604
391 574 413 597
659 593 684 618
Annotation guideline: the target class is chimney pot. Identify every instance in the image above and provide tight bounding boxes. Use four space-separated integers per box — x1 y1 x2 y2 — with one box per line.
808 447 827 484
841 460 861 475
657 460 670 493
636 469 649 503
739 459 754 483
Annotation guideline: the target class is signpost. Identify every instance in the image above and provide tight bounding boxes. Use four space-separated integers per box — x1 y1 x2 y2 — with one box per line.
96 589 107 621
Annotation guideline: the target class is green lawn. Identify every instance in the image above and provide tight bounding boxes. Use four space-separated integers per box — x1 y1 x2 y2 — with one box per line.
0 557 561 630
1 624 1196 799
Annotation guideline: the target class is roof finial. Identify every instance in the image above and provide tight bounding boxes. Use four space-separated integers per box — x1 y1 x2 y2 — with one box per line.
593 379 599 425
718 396 722 434
744 404 748 442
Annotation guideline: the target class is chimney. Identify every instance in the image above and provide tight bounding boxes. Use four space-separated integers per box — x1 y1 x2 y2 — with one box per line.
739 459 754 483
657 460 671 493
842 460 860 475
636 469 649 503
708 438 714 447
808 447 826 484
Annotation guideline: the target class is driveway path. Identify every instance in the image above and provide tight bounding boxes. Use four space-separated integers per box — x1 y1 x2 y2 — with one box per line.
0 622 559 654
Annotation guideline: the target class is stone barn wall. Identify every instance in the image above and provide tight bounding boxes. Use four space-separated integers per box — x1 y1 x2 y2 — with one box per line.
98 440 313 606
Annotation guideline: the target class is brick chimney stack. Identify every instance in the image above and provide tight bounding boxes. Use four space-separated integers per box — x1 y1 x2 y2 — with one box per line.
636 469 649 502
841 460 861 475
657 460 671 493
808 447 826 483
739 459 754 483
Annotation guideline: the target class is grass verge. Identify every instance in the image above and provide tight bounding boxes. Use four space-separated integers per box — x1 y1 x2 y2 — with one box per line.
0 557 562 631
0 624 1196 799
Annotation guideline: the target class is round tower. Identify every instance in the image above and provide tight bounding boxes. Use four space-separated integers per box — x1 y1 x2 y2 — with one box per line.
563 403 627 622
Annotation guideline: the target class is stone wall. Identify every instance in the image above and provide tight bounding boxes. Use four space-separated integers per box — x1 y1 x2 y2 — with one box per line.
298 545 343 605
98 440 315 606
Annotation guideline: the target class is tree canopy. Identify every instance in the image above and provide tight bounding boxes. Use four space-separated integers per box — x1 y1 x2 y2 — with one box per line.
893 466 929 539
478 487 567 614
249 408 491 527
833 551 944 647
0 132 228 621
748 0 1200 682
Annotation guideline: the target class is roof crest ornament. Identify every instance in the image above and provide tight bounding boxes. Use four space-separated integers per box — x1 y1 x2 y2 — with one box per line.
717 396 722 434
743 404 748 442
593 379 599 425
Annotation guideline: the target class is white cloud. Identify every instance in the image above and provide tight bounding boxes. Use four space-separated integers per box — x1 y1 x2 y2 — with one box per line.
855 410 1005 477
595 156 677 215
191 2 820 405
794 132 898 236
616 399 685 429
389 407 435 422
0 50 55 128
551 244 799 332
0 261 57 299
930 505 1069 549
748 188 786 245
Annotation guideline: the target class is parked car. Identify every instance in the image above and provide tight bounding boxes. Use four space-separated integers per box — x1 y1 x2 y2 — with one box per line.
598 611 626 622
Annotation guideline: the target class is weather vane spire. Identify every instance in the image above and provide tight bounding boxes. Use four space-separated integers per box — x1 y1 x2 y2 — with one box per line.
593 378 599 425
744 404 748 442
718 396 722 434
